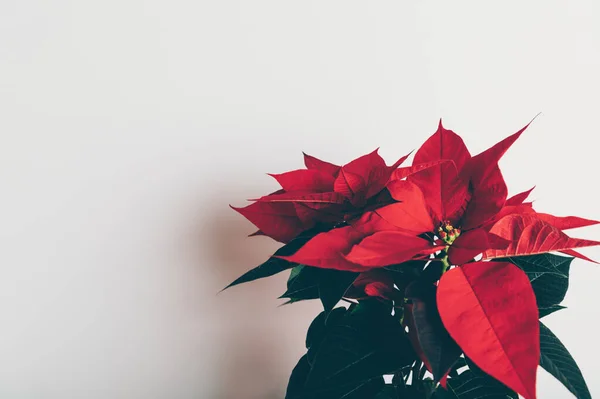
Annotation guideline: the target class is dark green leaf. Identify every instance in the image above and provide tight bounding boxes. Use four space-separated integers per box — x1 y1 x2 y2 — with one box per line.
448 357 468 379
434 369 517 399
405 281 461 382
286 354 385 399
539 322 591 399
529 259 571 308
503 254 570 277
380 377 426 399
286 355 311 398
373 385 397 399
280 265 358 312
287 300 416 399
318 269 359 313
464 357 486 378
223 228 320 290
397 385 427 399
306 307 346 351
499 253 573 308
420 260 446 284
288 264 304 282
539 305 566 318
385 260 428 274
432 387 454 399
289 308 386 399
281 265 320 303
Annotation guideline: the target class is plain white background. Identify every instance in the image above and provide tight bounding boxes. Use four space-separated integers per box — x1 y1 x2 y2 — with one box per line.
1 1 599 398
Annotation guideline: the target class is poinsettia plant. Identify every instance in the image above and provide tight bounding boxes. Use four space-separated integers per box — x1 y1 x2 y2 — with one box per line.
224 119 598 399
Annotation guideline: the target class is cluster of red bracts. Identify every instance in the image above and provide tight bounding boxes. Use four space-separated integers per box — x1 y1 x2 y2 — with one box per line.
232 120 599 399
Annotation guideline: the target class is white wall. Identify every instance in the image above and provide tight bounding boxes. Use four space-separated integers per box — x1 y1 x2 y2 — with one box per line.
1 1 599 398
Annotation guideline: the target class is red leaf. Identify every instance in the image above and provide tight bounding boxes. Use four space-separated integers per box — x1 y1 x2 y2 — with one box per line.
334 169 365 202
277 227 367 271
363 282 395 298
468 123 530 184
231 202 305 243
254 191 346 204
365 151 412 199
560 249 599 264
344 231 443 267
460 164 507 230
332 149 412 205
460 122 532 229
448 228 510 265
357 270 401 300
345 269 399 300
390 151 412 169
252 191 347 227
391 159 455 180
481 203 536 230
303 152 340 176
535 213 600 230
292 203 339 227
377 181 434 234
409 120 471 224
269 169 335 192
484 214 600 259
342 149 386 180
352 269 392 288
506 187 535 206
437 261 540 399
277 212 390 271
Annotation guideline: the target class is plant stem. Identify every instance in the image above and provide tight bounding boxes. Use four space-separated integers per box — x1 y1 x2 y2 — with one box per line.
441 256 450 273
440 246 451 273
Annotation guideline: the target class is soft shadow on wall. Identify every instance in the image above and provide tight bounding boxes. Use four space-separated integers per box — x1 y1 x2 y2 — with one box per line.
202 196 321 399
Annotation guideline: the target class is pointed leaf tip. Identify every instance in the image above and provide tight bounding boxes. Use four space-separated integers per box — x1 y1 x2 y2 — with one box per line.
506 186 536 206
530 112 542 124
540 322 591 399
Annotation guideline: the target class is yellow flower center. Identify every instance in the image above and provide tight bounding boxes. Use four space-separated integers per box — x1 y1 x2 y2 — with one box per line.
437 220 461 245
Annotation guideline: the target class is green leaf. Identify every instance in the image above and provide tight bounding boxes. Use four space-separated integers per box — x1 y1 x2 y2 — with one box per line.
287 300 416 399
385 260 428 274
286 355 385 399
306 307 346 352
539 305 566 318
286 354 311 398
223 228 320 290
280 265 359 312
503 254 569 277
434 369 517 399
281 265 320 303
373 385 396 399
318 269 360 313
499 253 573 308
448 357 468 379
529 258 571 308
431 358 517 399
539 322 591 399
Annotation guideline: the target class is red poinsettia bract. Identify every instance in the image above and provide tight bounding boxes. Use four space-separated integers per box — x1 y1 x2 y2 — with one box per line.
231 149 410 243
